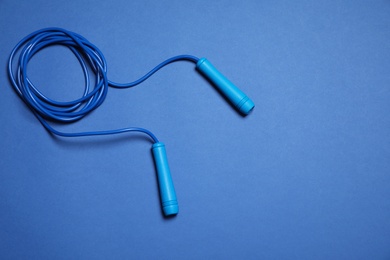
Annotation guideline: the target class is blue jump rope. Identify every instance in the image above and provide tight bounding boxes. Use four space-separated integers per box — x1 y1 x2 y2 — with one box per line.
8 28 255 216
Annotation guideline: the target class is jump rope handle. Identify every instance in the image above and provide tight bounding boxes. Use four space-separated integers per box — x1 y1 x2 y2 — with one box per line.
196 58 255 115
152 142 178 216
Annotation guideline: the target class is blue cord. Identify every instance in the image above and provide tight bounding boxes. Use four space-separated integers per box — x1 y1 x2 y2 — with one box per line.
8 27 199 143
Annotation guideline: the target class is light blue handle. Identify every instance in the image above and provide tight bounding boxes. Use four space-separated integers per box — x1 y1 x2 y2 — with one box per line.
152 142 178 216
196 58 255 115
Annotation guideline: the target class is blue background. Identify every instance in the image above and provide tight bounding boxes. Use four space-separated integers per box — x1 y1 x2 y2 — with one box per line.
1 0 390 259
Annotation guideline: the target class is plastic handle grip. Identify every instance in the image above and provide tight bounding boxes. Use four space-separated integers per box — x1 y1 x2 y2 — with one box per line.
152 142 178 216
196 58 255 115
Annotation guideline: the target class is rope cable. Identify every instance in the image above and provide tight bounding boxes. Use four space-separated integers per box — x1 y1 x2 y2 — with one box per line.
8 27 199 143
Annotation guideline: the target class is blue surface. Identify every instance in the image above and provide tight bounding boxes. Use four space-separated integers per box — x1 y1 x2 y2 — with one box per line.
1 0 390 259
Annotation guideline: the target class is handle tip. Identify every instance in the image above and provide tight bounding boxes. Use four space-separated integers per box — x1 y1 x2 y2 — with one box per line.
162 200 179 216
237 96 255 115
